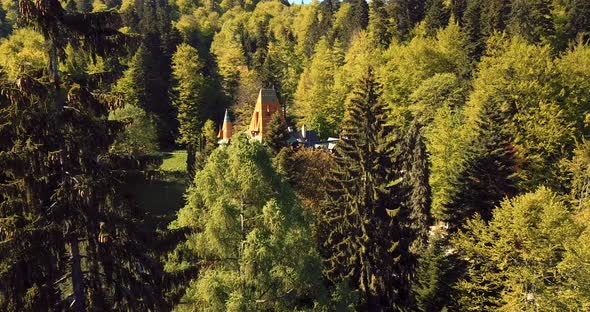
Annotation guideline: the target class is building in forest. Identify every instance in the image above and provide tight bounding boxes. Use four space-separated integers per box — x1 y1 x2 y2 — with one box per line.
219 88 337 149
217 109 232 144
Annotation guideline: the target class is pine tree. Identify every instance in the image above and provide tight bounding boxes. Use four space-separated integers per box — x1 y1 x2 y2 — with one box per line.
323 67 404 309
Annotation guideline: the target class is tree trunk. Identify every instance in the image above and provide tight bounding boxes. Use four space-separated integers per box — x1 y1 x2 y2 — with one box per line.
69 236 86 311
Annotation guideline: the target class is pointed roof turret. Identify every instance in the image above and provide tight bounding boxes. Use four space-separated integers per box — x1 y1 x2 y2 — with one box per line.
248 88 282 141
217 109 232 144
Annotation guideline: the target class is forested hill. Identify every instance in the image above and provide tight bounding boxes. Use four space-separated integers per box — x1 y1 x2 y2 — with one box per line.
2 0 590 310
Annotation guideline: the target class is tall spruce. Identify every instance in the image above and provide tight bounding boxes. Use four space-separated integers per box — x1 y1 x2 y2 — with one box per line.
398 120 432 272
323 68 404 310
0 0 166 310
447 98 519 227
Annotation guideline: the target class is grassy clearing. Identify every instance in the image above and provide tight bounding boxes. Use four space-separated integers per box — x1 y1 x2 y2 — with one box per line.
160 150 187 172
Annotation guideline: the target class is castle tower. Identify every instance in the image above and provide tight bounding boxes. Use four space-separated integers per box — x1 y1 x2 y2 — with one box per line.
248 88 282 141
217 109 232 144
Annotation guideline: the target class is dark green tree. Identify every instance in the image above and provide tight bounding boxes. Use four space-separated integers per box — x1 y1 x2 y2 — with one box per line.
265 112 289 154
508 0 555 43
413 236 461 311
323 67 404 310
385 0 426 40
447 99 519 227
398 120 432 272
462 0 484 61
0 0 167 310
424 0 450 36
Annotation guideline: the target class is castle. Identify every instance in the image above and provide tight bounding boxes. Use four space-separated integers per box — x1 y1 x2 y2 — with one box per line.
218 88 336 150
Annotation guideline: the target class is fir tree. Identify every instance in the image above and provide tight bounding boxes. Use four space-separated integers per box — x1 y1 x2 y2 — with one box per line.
448 97 519 227
323 67 404 310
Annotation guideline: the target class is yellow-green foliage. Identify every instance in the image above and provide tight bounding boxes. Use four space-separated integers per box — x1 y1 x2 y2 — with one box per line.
0 28 46 79
169 135 326 311
452 187 581 311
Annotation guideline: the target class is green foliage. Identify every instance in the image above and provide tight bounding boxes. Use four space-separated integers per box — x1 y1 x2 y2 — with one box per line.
172 43 208 175
413 236 460 311
0 28 46 79
265 112 289 154
323 68 403 309
452 187 580 310
109 104 160 155
168 134 327 310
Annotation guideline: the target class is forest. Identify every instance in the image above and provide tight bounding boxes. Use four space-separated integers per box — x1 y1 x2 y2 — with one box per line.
2 0 590 310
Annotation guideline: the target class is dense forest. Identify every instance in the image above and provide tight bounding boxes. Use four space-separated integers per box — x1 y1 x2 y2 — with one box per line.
2 0 590 310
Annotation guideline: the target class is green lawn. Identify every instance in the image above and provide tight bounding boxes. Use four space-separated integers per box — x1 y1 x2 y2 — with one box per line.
160 150 188 172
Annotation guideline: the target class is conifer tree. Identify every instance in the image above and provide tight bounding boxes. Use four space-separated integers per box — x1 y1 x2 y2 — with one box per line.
424 0 450 36
368 0 391 48
172 43 208 177
398 120 432 267
448 97 519 226
413 236 460 311
0 1 166 310
265 112 289 154
323 67 405 309
508 0 555 43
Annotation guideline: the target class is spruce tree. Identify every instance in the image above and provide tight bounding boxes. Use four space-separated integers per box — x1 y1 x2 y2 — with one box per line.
265 112 289 154
368 0 391 48
0 1 166 310
323 67 404 309
448 98 519 227
398 120 432 273
424 0 450 36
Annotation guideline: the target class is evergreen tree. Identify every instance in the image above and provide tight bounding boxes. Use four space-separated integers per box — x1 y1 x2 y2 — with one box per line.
385 0 426 40
447 97 519 226
462 0 484 61
368 0 391 48
508 0 555 43
323 68 404 309
413 236 460 311
398 120 432 267
0 1 166 310
172 43 208 177
423 0 450 36
265 112 289 154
